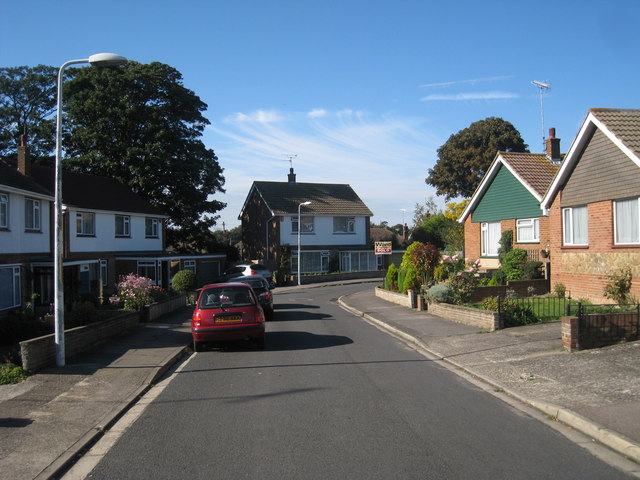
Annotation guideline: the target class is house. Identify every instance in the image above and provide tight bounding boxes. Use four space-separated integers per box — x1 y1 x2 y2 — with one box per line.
239 168 375 275
0 142 54 312
540 108 640 302
2 141 225 312
459 130 562 274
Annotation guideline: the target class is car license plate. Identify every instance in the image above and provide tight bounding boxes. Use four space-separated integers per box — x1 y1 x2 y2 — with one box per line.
215 314 242 323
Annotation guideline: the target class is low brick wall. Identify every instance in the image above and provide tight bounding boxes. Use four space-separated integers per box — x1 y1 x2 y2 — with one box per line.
299 271 385 285
427 301 500 331
470 279 550 303
20 311 140 373
143 294 186 322
374 287 413 308
562 312 639 351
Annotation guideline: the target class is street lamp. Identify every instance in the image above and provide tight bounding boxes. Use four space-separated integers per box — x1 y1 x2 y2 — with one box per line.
297 201 311 286
54 53 128 367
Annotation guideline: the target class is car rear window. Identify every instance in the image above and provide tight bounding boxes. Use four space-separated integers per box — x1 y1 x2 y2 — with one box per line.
250 265 267 271
199 286 255 308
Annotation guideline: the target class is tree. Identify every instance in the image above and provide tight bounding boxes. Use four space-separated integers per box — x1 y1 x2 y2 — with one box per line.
426 117 528 200
61 62 225 250
0 65 57 162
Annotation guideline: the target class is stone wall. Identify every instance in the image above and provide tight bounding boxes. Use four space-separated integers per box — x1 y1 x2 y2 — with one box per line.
20 311 140 373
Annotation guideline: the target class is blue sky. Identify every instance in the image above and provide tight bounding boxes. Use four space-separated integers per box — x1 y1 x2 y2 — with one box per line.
2 0 638 230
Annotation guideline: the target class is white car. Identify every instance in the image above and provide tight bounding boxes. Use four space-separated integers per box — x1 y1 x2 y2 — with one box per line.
222 264 272 283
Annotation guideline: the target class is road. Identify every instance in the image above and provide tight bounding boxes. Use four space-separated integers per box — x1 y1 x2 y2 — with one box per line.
80 284 631 479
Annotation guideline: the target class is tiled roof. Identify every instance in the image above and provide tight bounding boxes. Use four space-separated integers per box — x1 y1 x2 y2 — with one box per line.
590 108 640 158
30 166 166 216
0 161 53 197
500 152 560 197
253 181 373 216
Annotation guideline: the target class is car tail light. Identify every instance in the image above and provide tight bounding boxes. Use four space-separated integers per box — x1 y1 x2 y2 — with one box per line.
259 292 271 302
250 268 257 275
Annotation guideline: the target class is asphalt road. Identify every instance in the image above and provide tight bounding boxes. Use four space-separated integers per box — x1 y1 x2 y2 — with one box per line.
83 284 632 479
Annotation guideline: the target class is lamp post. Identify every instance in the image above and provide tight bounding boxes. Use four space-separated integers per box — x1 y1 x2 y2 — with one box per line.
54 53 127 367
297 201 311 286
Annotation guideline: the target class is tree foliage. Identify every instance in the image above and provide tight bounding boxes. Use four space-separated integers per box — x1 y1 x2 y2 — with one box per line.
426 117 528 200
0 65 57 162
62 61 225 250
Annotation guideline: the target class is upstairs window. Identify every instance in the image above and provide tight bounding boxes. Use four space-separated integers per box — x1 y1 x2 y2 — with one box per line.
562 206 588 246
614 198 640 245
333 216 355 234
145 218 160 238
76 212 95 236
25 198 41 231
0 193 8 229
115 215 131 237
516 218 539 243
292 216 314 234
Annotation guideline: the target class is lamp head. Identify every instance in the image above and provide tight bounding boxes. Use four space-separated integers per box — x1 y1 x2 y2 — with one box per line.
88 53 128 67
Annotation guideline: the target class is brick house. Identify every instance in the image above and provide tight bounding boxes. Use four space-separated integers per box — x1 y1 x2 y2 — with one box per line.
541 109 640 302
459 130 561 273
239 168 375 275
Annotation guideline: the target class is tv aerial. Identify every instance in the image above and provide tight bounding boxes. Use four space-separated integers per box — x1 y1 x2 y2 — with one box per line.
284 154 297 169
532 80 551 152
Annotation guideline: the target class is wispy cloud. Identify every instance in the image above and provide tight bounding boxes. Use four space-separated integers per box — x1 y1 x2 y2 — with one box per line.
208 109 442 227
226 110 284 123
420 75 514 88
421 91 519 101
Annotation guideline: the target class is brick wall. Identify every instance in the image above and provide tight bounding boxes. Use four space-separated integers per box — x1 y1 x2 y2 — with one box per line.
428 302 500 330
562 312 639 351
464 215 480 260
374 287 413 308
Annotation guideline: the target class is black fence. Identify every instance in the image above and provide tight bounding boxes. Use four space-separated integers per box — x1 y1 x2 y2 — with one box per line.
497 295 571 327
575 303 640 348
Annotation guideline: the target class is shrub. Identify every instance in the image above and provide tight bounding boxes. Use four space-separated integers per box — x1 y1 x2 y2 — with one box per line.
497 230 513 263
384 264 399 291
426 283 452 303
480 296 537 327
449 273 476 305
604 266 634 305
116 274 156 311
0 362 27 384
489 269 507 286
172 270 197 294
554 283 566 298
521 261 543 280
433 264 449 282
501 249 528 281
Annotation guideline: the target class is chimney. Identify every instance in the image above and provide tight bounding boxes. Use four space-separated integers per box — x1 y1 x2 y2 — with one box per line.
288 167 296 183
545 128 561 163
17 135 31 176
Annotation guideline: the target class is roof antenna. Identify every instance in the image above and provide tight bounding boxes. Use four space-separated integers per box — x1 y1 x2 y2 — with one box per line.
532 80 550 152
285 154 297 169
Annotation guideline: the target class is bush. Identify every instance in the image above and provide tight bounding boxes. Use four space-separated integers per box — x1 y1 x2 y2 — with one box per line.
480 296 537 327
172 270 197 294
449 273 476 305
384 264 399 291
521 261 543 280
489 269 507 286
498 230 513 263
433 264 449 282
501 249 528 281
426 283 452 303
0 362 27 384
116 274 157 311
554 283 566 298
604 266 634 304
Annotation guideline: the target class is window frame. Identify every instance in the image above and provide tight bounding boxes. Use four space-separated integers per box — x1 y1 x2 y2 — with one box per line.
25 198 41 231
562 206 588 246
145 218 160 238
115 215 131 238
292 215 314 234
613 197 640 245
0 192 8 229
76 211 96 236
183 259 196 273
0 265 21 310
333 216 355 234
99 259 108 287
516 218 540 243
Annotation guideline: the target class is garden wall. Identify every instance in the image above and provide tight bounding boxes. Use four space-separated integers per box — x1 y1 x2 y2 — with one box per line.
470 279 550 303
427 301 501 331
297 271 385 285
562 312 639 351
20 311 140 373
142 294 187 322
374 287 413 308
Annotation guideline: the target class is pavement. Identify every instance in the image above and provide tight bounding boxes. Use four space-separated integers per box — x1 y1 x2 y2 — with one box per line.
1 280 639 479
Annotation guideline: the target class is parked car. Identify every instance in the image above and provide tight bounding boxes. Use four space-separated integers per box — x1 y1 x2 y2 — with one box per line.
222 263 273 285
226 276 274 321
191 283 266 351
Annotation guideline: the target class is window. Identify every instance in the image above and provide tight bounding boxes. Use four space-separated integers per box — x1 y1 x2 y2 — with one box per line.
76 212 95 236
614 198 640 245
138 261 161 285
481 222 501 256
0 266 21 310
562 206 588 246
340 251 377 272
183 260 196 273
100 259 108 287
115 215 130 237
333 217 355 233
25 198 41 231
145 218 159 238
516 218 539 243
292 215 314 234
0 193 8 229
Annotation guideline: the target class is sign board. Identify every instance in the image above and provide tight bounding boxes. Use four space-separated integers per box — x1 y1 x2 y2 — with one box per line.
374 241 392 255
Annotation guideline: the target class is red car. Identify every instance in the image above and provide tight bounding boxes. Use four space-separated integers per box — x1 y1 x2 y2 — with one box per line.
191 283 266 351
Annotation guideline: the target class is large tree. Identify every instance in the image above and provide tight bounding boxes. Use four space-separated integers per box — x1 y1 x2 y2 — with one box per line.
426 117 528 200
62 61 225 250
0 65 57 162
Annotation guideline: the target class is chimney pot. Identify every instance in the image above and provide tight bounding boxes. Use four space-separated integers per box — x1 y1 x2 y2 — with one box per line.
288 167 296 183
545 127 561 162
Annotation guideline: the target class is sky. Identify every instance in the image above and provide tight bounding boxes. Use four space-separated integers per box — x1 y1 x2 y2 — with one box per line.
2 0 639 230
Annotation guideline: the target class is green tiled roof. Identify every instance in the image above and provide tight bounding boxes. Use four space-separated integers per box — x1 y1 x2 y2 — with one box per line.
253 181 373 216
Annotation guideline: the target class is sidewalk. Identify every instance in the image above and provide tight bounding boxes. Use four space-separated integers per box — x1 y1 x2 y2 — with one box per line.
1 282 639 479
338 288 640 467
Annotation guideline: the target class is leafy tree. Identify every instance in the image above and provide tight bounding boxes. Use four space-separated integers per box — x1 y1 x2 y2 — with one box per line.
426 117 528 200
412 196 439 226
62 61 225 250
0 65 57 162
443 199 470 221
